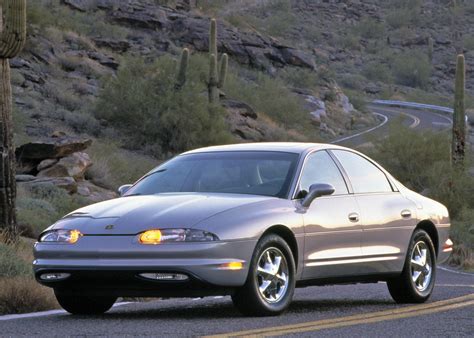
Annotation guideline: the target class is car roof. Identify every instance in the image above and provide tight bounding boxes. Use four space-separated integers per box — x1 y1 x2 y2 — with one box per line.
182 142 350 155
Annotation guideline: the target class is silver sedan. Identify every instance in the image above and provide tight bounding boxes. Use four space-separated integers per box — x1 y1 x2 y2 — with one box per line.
33 143 452 316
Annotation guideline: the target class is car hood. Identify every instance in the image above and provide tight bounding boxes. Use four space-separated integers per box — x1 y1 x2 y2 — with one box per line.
50 193 274 235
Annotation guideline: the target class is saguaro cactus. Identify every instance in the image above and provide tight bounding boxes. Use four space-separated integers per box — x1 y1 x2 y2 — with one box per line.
207 19 228 103
175 48 189 90
428 37 434 62
0 0 26 244
452 54 466 167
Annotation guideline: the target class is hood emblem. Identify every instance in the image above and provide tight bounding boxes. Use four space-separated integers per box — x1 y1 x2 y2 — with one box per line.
105 224 115 230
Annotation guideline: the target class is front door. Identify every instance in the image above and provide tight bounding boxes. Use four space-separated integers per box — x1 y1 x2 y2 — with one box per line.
298 150 363 279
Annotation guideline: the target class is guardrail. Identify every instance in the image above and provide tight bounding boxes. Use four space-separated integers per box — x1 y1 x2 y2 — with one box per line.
371 99 454 114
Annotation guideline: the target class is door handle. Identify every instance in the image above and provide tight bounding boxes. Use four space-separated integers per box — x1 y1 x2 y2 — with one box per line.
348 212 359 222
401 210 412 218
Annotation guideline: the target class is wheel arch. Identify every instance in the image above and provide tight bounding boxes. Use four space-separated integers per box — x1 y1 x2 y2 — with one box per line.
415 220 439 256
261 225 299 272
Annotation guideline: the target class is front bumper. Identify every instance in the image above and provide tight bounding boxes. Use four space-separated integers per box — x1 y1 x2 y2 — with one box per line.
33 236 256 296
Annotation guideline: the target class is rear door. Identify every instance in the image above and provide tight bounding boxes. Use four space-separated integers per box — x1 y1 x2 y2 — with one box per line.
299 150 363 279
330 150 417 273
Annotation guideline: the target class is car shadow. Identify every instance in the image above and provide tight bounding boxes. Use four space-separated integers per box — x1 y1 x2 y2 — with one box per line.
60 298 395 320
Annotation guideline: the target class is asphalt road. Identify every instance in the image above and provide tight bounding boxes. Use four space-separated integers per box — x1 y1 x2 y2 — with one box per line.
1 105 472 337
0 268 472 337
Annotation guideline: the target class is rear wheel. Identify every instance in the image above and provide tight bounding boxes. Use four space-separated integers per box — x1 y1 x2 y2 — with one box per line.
232 234 296 316
387 229 436 303
54 290 117 315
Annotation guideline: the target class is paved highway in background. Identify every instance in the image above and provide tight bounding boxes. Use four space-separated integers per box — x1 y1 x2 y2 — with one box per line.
0 104 472 337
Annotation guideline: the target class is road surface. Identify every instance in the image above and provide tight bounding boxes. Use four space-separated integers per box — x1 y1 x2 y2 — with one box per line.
1 105 471 337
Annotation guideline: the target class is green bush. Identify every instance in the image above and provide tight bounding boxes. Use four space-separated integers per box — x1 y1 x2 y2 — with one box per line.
225 70 307 132
362 62 393 83
391 51 431 88
96 55 232 155
356 18 385 40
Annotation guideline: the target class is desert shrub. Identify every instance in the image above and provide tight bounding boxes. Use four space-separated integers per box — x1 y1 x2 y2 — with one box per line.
385 9 413 29
356 18 385 40
28 0 128 39
96 55 231 155
86 141 158 189
63 110 102 136
0 277 58 314
463 35 474 51
225 70 307 131
362 62 393 83
339 74 366 91
0 244 32 278
279 67 321 89
16 185 87 237
391 51 431 88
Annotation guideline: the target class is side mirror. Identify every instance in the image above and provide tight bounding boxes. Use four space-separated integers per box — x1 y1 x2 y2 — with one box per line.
301 183 335 208
118 184 133 197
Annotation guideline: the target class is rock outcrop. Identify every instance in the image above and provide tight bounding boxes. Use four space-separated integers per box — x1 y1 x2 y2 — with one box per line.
16 135 116 202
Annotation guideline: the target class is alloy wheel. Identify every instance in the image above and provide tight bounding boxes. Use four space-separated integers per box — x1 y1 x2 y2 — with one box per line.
410 241 433 292
256 247 289 303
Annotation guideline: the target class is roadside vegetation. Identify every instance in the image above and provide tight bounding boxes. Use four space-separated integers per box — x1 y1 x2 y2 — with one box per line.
0 234 58 314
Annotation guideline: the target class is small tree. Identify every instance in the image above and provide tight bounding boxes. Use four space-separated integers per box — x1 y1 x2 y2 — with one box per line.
0 0 27 244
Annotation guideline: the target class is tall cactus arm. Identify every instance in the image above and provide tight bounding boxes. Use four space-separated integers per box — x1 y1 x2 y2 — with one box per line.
218 53 228 89
176 48 189 89
209 18 217 58
0 0 27 59
208 53 219 103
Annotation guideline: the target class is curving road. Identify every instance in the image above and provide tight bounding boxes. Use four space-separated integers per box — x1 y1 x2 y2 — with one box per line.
332 104 453 147
1 104 472 337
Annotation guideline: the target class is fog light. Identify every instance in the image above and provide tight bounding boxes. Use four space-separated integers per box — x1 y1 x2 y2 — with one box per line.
443 238 454 252
220 261 244 270
139 273 189 281
40 272 71 281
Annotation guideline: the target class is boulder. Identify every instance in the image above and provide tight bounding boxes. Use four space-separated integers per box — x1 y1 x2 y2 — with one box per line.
76 180 117 202
37 159 58 171
37 152 92 180
15 175 36 182
16 137 92 161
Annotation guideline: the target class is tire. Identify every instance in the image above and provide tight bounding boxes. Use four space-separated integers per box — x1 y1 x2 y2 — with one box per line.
232 234 296 316
387 229 437 303
54 290 117 315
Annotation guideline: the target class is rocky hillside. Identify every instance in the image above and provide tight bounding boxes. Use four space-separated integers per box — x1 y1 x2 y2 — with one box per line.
208 0 474 104
8 0 382 208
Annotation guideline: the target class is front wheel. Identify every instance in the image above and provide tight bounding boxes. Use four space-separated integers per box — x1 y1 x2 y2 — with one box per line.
387 229 436 303
232 234 296 316
54 290 117 315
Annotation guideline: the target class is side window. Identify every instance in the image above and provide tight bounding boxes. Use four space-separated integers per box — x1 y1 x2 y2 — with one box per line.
332 150 392 194
299 151 348 195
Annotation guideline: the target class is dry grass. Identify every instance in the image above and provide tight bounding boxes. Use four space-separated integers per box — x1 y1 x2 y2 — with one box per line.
0 277 58 315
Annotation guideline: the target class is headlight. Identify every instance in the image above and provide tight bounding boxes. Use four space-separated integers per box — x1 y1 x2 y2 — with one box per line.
39 229 82 244
139 229 219 244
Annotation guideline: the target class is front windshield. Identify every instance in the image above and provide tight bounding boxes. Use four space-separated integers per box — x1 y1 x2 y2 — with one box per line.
125 151 299 198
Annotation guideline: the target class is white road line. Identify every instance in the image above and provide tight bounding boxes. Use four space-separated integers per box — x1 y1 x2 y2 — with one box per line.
0 302 132 321
437 284 474 288
331 112 388 144
439 266 474 276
